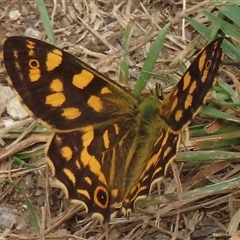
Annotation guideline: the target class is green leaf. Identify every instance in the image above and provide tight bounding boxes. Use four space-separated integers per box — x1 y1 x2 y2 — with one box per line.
186 17 211 39
203 10 240 39
136 176 240 208
119 21 135 84
177 150 240 162
35 0 55 44
8 181 43 239
186 10 224 41
218 5 240 26
218 78 240 104
201 104 240 123
132 23 170 96
12 156 38 169
222 39 240 60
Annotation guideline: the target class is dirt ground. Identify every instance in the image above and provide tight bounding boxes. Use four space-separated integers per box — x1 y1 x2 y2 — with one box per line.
0 1 240 240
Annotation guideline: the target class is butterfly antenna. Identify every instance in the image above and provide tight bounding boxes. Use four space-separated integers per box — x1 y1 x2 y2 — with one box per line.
116 38 147 85
116 38 183 97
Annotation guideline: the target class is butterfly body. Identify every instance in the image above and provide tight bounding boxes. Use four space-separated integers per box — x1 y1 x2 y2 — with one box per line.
1 36 223 222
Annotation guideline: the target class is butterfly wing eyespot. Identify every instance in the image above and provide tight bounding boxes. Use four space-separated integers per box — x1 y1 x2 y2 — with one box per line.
94 186 109 209
205 60 212 69
29 59 40 68
1 36 224 222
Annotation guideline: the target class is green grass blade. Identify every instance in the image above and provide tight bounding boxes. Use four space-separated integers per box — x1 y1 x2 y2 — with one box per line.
35 0 55 43
136 176 240 208
201 104 240 123
15 146 45 160
188 10 240 59
202 8 240 58
119 22 134 84
177 150 240 163
218 5 240 26
8 181 44 239
222 37 240 59
132 23 170 96
217 78 240 104
186 17 212 39
12 156 38 169
203 10 240 39
186 10 223 41
190 122 240 137
191 131 240 150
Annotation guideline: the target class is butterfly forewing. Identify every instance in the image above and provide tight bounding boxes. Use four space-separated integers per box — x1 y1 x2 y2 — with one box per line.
160 38 224 132
2 37 138 132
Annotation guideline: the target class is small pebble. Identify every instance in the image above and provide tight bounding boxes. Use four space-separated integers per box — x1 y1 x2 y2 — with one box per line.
9 9 21 21
24 28 44 39
6 97 28 120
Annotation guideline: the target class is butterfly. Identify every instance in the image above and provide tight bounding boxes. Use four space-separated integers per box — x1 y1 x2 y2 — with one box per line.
1 36 223 222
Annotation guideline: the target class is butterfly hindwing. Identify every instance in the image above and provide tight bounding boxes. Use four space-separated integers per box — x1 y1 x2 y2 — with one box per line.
46 118 140 221
122 130 180 214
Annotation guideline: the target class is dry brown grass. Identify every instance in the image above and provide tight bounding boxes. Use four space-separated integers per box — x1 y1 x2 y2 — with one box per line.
1 1 240 239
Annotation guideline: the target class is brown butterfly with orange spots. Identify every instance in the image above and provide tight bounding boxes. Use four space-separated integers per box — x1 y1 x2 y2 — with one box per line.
1 36 223 222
